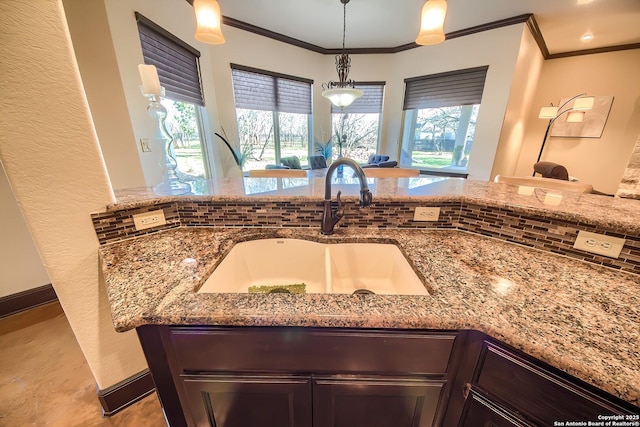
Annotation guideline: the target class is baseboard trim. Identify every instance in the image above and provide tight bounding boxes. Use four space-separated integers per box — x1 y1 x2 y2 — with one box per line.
0 284 58 318
97 369 156 417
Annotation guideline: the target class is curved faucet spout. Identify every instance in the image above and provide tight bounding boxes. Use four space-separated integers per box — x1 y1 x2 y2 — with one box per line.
321 158 373 235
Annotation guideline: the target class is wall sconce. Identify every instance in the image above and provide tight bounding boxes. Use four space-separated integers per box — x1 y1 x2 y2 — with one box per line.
534 93 594 174
193 0 225 44
415 0 448 45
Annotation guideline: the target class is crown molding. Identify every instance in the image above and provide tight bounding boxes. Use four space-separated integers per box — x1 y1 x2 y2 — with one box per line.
186 2 639 59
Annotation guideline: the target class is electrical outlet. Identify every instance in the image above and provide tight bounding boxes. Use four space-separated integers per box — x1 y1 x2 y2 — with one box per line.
133 210 166 231
573 230 625 258
140 138 152 152
413 207 441 222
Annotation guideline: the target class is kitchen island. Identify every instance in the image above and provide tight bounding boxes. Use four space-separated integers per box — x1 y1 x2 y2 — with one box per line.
95 177 640 425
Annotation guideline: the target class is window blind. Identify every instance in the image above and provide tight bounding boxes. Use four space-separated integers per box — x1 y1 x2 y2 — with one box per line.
331 82 385 114
403 66 488 111
136 13 204 106
231 64 312 115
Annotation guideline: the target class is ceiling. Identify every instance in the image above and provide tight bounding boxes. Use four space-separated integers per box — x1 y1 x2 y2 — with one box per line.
216 0 640 55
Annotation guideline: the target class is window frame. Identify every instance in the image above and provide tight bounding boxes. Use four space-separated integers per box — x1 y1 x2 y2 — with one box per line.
330 82 385 162
230 64 314 169
400 67 488 174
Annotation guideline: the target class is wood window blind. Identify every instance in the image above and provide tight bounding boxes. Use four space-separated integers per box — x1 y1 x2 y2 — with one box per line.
231 64 312 115
136 12 204 106
403 66 489 110
330 82 385 114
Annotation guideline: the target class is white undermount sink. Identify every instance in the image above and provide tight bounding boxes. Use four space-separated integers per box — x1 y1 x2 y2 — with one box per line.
197 239 428 295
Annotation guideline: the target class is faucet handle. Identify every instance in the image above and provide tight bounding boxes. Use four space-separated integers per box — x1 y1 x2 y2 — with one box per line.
335 190 345 218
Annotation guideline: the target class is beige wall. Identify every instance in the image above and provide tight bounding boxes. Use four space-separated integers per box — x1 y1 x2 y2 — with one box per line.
514 49 640 194
0 0 147 389
0 164 50 298
63 0 146 190
103 0 224 184
491 27 545 178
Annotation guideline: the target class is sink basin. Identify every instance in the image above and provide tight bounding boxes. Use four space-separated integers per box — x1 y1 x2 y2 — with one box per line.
197 239 428 295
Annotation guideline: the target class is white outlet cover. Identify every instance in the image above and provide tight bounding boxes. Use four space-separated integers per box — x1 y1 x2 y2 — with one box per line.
133 209 167 231
573 230 625 259
413 207 441 222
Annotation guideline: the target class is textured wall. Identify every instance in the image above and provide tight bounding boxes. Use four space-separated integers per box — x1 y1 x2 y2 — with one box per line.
0 0 147 388
0 163 50 297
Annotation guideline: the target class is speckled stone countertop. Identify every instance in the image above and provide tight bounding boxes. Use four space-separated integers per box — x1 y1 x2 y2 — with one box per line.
110 177 640 235
99 226 640 407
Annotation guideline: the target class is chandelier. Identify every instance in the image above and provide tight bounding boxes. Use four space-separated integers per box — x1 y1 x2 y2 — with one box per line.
322 0 363 109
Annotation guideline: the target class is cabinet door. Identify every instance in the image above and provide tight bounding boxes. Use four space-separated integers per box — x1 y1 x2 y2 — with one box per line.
460 392 530 427
181 374 312 427
313 376 445 427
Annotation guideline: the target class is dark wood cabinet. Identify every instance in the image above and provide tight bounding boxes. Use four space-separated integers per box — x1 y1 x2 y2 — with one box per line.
137 326 457 427
459 392 528 427
454 338 639 426
181 374 312 427
136 326 639 427
313 376 445 427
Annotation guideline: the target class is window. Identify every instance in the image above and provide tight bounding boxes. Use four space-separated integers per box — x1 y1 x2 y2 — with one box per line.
136 13 210 179
331 82 384 164
231 64 313 171
400 66 488 172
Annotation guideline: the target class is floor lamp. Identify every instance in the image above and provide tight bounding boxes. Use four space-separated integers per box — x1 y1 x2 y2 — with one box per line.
535 93 594 176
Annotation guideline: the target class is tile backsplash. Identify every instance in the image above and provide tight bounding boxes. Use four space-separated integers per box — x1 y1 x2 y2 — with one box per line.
91 199 640 275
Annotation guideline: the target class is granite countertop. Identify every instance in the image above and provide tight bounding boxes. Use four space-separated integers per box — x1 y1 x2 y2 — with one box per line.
99 226 640 407
110 177 640 235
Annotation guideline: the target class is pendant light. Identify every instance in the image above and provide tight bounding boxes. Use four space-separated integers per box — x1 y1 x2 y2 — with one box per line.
322 0 363 109
193 0 225 44
416 0 447 45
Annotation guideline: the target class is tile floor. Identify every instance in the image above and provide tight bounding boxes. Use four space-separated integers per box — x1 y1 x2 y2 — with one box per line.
0 302 166 426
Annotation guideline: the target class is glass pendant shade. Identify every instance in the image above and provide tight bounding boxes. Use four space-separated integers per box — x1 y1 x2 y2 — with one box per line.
322 87 363 108
416 0 447 45
194 0 225 44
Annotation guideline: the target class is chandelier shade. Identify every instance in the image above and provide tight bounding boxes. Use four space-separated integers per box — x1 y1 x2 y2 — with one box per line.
416 0 448 45
194 0 225 44
322 0 363 108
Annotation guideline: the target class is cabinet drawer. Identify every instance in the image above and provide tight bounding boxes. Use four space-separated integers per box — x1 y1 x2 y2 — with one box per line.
475 342 626 424
168 327 456 375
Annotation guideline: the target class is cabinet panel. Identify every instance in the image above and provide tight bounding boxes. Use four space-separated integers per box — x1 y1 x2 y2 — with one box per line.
313 376 445 427
475 343 628 424
460 392 530 427
169 327 455 375
181 374 312 427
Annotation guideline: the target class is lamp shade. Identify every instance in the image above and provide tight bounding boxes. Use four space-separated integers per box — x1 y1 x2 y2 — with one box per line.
322 87 364 108
538 106 558 119
416 0 447 45
573 96 594 110
138 64 162 95
194 0 225 44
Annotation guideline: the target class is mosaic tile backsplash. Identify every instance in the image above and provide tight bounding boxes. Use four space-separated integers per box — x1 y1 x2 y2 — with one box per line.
91 198 640 275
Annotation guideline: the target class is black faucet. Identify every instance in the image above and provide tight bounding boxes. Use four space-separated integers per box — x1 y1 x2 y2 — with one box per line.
321 158 373 235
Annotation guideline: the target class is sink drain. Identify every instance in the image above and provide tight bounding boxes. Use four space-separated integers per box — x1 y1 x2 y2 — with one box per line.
352 289 375 295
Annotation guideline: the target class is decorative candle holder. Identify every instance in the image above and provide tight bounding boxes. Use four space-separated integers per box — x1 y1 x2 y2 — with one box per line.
142 87 191 195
